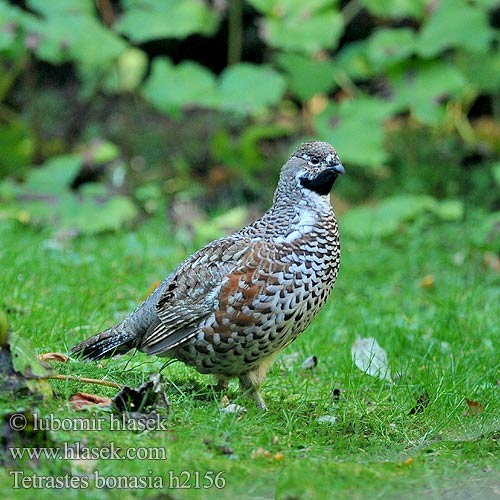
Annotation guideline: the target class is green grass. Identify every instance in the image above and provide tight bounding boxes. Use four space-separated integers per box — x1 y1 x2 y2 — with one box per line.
0 215 499 499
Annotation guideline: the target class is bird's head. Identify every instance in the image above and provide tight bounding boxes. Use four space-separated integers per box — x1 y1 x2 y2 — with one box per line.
292 141 345 196
280 141 344 200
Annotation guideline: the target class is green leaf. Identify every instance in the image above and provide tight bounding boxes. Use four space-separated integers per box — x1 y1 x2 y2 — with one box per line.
275 53 337 101
341 195 434 238
366 28 416 70
264 11 343 54
23 1 127 70
63 189 139 235
10 331 52 379
217 63 286 114
431 199 464 221
336 40 374 80
1 150 139 234
492 162 500 188
0 122 34 180
342 196 465 239
388 61 467 125
103 47 148 93
361 0 428 18
470 211 500 252
116 0 219 42
136 61 287 118
28 0 94 16
0 1 29 52
248 0 337 16
248 0 343 54
7 330 53 399
455 49 500 93
141 58 217 117
417 0 494 57
89 141 120 164
314 97 396 168
24 155 81 194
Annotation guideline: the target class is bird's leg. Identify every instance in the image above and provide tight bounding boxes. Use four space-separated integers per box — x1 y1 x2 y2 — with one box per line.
238 356 275 410
210 376 229 392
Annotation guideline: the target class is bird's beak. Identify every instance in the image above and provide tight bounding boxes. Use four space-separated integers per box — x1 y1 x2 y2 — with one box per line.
329 163 345 175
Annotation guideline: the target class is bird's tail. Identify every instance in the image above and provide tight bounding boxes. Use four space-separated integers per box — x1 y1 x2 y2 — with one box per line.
71 325 136 361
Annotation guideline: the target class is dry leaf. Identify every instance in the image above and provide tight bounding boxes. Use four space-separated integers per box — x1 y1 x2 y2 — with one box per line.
421 274 435 288
316 415 337 425
301 355 318 370
222 403 247 415
70 392 112 410
483 252 500 272
281 352 299 369
464 399 483 416
351 336 392 381
251 447 271 459
37 352 69 363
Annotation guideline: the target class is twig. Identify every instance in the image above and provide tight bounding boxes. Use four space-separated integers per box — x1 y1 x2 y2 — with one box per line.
342 0 363 26
95 0 116 27
228 0 243 65
43 374 121 389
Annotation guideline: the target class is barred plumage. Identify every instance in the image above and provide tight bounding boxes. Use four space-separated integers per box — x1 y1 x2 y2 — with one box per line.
72 141 344 409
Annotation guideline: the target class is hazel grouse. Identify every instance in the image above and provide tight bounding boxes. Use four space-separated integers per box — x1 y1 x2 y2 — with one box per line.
72 141 344 409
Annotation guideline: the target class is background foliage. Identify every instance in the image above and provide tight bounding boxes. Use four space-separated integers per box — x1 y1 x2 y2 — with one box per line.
0 0 499 244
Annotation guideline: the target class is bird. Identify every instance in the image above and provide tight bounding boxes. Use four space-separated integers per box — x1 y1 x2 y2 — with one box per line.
72 141 345 409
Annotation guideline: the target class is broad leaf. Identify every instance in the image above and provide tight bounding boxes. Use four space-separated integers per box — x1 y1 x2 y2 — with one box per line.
361 0 428 18
336 40 374 80
249 0 343 54
351 336 391 381
388 61 467 125
314 98 396 168
341 195 464 239
217 63 286 114
275 53 337 101
24 155 81 194
116 0 219 42
455 50 500 94
367 28 416 70
265 11 343 54
25 0 126 69
417 0 494 57
103 47 148 93
141 58 217 117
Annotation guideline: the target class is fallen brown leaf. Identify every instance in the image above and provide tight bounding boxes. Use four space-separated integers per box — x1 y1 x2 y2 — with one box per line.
70 392 112 410
37 352 69 363
251 447 272 459
483 252 500 272
464 399 483 416
421 274 435 288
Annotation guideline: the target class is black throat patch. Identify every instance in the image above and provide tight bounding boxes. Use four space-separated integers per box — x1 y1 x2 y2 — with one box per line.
300 169 339 196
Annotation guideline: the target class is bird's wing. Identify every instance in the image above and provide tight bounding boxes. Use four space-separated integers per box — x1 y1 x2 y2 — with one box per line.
139 237 278 355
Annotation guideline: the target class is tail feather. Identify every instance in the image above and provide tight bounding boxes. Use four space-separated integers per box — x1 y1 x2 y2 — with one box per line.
72 276 171 361
71 327 135 361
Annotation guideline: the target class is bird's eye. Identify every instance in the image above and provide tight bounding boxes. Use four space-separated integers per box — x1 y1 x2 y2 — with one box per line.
310 156 320 166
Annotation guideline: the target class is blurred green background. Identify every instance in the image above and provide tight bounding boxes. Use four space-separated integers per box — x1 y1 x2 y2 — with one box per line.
0 0 499 248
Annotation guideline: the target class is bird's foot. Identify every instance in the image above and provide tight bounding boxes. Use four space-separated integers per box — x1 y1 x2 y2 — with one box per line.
207 378 229 392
